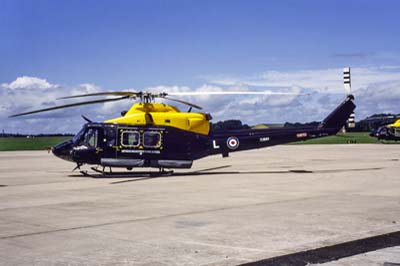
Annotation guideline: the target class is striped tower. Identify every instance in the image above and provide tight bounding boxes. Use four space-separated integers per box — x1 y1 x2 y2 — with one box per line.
344 67 355 129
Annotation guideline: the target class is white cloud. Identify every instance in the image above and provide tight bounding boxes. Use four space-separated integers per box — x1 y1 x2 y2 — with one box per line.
203 66 400 124
207 66 400 94
355 81 400 118
4 76 55 90
0 77 107 133
2 66 400 134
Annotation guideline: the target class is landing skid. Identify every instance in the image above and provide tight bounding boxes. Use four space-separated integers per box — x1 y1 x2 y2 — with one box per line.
80 166 174 178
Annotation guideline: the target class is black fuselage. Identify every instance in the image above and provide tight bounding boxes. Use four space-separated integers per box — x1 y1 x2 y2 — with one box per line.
53 95 356 169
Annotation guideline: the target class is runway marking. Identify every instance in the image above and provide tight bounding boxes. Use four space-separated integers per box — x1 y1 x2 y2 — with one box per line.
239 231 400 266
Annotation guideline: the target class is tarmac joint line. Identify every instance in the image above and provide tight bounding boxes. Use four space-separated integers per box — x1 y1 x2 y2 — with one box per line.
0 195 322 240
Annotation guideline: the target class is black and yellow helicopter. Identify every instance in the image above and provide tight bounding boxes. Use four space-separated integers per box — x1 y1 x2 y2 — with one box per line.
10 69 356 176
370 119 400 141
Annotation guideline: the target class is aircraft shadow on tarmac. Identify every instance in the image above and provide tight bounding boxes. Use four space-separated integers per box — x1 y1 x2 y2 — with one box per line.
68 165 383 185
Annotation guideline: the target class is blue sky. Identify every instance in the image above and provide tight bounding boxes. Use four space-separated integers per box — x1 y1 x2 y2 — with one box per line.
1 0 400 133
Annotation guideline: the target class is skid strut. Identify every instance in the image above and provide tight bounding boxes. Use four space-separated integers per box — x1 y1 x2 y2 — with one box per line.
80 166 174 178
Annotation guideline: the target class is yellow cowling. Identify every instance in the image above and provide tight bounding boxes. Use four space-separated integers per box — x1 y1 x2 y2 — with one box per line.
104 103 210 135
388 119 400 128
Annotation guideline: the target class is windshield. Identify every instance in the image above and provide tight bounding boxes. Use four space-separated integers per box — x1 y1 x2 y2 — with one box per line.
72 128 85 143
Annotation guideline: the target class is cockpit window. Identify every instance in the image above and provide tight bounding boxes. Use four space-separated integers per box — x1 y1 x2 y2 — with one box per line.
84 128 98 147
104 127 116 146
379 127 388 135
76 128 99 147
121 131 140 147
143 131 161 148
72 128 85 143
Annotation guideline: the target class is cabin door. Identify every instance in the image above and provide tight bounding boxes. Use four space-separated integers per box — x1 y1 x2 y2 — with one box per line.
74 127 103 164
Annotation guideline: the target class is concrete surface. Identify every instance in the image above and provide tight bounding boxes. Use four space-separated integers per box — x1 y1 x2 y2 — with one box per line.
0 144 399 266
311 246 400 266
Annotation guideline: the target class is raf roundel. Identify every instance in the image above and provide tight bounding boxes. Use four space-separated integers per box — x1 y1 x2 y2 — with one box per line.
226 136 239 150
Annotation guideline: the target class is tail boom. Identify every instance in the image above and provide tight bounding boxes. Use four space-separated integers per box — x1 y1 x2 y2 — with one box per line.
209 95 356 156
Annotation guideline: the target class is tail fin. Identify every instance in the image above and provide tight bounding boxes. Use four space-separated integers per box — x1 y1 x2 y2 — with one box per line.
319 67 356 132
319 94 356 132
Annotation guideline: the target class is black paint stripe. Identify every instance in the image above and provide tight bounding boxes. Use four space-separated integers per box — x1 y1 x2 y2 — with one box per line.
239 231 400 266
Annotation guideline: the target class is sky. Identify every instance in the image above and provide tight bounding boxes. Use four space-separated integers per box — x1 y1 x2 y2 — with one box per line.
1 0 400 134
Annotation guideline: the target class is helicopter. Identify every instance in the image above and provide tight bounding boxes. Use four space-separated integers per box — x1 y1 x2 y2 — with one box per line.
10 69 356 176
370 119 400 141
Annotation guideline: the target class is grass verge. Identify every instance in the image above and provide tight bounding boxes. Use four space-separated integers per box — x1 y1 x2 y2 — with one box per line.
292 132 398 144
0 132 397 151
0 136 72 151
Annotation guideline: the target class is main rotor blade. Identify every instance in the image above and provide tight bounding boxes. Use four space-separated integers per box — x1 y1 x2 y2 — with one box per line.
58 91 138 100
163 96 203 110
167 91 305 96
9 96 130 117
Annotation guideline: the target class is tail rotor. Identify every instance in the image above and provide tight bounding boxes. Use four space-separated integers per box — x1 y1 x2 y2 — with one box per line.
343 67 352 95
343 67 355 129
